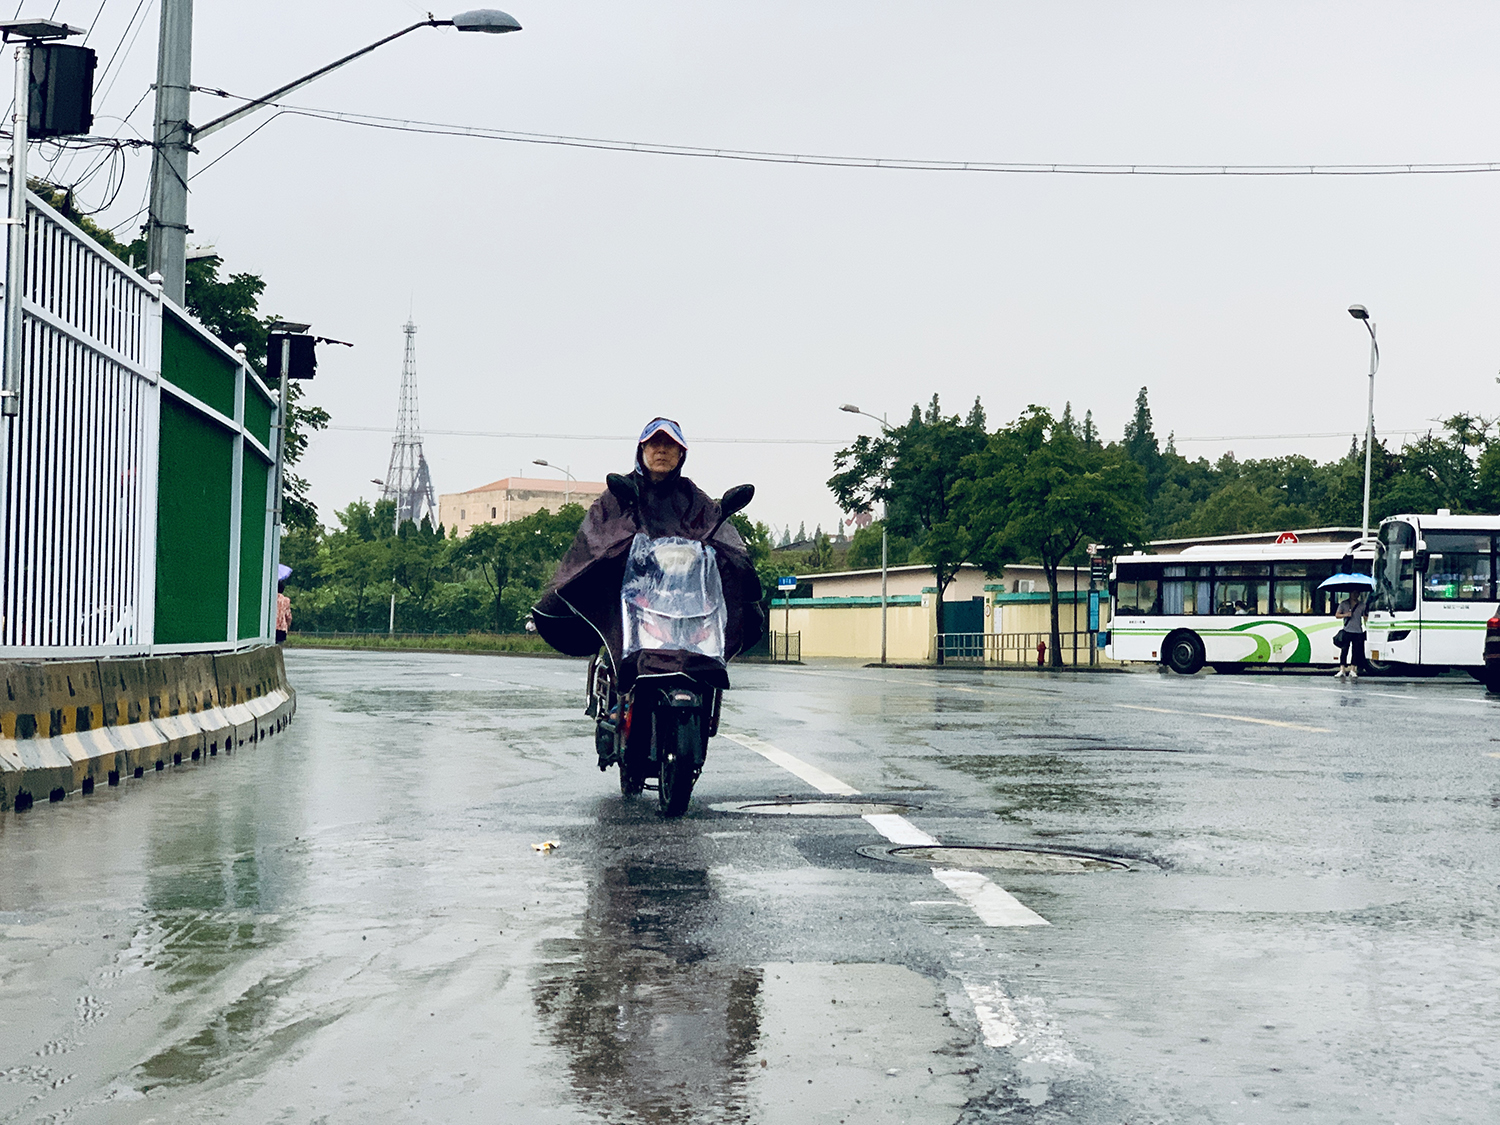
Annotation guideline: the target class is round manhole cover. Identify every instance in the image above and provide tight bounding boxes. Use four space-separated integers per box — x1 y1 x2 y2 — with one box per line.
712 800 917 817
863 844 1134 873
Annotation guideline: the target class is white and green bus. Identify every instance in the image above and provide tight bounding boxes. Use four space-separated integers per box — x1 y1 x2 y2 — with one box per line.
1107 538 1375 674
1367 511 1499 676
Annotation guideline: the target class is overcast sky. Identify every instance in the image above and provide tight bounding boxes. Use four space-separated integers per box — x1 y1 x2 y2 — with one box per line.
33 1 1500 537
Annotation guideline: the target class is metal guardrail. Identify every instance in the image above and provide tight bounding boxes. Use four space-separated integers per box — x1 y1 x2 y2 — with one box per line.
770 630 801 662
935 631 1101 665
0 184 280 657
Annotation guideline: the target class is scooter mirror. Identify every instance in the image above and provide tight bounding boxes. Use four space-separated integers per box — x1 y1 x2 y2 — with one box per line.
719 484 755 518
607 473 639 509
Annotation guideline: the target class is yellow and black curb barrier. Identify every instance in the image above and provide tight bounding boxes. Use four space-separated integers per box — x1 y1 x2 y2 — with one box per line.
1 646 296 813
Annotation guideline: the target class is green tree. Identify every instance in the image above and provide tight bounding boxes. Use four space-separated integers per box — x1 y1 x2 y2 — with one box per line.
449 506 584 632
958 406 1144 667
846 521 913 568
828 394 989 656
1122 387 1164 502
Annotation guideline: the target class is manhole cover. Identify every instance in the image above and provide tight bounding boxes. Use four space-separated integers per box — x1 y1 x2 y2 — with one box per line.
712 800 917 817
860 844 1134 873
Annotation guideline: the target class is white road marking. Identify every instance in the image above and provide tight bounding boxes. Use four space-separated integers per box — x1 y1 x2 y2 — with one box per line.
718 732 859 796
862 812 938 846
932 868 1050 927
1117 702 1331 733
963 980 1020 1047
722 731 1049 927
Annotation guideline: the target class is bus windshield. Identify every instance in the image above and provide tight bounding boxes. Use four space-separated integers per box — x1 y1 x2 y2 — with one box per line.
1374 521 1416 612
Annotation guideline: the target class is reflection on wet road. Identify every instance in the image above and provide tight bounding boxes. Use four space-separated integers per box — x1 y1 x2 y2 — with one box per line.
3 651 1499 1123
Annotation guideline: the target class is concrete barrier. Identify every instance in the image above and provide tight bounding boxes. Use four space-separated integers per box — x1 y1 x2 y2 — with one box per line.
1 646 297 812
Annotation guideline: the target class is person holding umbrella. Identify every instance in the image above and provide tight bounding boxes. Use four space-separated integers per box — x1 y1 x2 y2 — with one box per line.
1319 568 1376 678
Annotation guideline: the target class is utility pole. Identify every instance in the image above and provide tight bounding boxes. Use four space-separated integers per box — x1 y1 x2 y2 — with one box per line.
147 0 193 305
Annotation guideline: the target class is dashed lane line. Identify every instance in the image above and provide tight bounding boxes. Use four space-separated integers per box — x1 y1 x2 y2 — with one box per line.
1116 702 1331 733
718 731 858 796
719 731 1049 927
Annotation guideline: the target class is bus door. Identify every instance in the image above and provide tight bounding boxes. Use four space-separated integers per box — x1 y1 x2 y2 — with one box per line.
1416 530 1494 668
1372 521 1418 665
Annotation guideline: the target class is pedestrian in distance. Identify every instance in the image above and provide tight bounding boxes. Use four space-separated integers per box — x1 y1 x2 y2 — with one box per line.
1334 589 1367 678
276 579 292 644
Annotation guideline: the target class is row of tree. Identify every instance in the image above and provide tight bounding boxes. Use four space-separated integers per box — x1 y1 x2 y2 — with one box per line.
281 498 781 638
826 391 1500 666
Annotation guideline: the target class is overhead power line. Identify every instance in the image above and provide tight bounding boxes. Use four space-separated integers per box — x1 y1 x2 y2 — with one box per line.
188 88 1500 178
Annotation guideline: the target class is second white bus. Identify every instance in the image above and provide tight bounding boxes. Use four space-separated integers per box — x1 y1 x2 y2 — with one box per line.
1107 538 1373 674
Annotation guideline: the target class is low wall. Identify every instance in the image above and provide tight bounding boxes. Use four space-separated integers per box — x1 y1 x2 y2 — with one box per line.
772 601 932 661
1 646 296 812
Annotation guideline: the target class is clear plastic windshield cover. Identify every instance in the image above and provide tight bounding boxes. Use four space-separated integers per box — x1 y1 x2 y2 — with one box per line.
621 533 728 662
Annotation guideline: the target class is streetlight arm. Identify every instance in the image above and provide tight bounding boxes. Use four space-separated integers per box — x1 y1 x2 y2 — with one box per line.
839 404 893 432
189 19 441 143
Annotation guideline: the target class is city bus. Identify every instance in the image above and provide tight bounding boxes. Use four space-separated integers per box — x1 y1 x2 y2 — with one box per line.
1367 511 1500 677
1107 538 1374 674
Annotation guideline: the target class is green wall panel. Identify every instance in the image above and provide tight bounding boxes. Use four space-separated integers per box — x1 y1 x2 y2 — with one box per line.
238 451 271 639
243 381 274 448
156 397 233 644
162 310 236 417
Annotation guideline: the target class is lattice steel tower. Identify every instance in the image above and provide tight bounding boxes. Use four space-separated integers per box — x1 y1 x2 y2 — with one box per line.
381 320 437 529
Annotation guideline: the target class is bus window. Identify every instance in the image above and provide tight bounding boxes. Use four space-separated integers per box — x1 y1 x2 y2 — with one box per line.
1212 564 1269 614
1272 563 1315 615
1213 580 1267 614
1114 563 1161 613
1162 564 1207 615
1422 532 1494 601
1375 522 1416 612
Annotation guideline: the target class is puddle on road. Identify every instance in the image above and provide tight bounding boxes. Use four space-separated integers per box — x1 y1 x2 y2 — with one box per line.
532 860 979 1124
531 863 762 1124
1150 875 1409 914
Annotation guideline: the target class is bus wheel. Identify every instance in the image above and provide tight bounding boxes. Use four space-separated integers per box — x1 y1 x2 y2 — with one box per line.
1164 631 1205 675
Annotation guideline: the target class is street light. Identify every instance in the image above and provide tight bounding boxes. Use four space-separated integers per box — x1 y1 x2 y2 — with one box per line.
839 403 892 665
1348 305 1379 541
531 458 575 506
147 8 523 303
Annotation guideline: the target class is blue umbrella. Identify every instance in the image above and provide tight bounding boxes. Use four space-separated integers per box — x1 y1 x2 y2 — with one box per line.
1318 572 1375 591
277 564 293 582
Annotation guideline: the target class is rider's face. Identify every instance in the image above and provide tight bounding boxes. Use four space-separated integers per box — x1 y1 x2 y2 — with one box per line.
642 434 683 479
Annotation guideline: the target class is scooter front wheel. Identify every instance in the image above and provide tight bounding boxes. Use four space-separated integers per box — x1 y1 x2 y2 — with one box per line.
657 710 702 817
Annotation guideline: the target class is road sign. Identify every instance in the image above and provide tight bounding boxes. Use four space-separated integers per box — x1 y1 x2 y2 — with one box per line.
1274 531 1299 544
778 576 798 590
1089 556 1108 584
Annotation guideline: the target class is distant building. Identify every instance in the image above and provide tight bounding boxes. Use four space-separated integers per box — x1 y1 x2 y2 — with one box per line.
438 476 607 538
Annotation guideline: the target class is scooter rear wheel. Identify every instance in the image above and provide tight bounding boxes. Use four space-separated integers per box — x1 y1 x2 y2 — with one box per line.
657 710 702 817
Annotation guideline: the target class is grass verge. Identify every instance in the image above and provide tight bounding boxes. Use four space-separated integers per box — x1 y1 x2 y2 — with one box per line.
286 632 558 655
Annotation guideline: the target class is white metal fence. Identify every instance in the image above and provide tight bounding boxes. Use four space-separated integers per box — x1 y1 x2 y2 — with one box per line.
0 182 278 658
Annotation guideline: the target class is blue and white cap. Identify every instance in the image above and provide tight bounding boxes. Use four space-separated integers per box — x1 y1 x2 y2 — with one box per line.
637 417 687 450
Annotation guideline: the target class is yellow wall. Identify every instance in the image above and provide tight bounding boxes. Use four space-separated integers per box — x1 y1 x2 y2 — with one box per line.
771 603 932 661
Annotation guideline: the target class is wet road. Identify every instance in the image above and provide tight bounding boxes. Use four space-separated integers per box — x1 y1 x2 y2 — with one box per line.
3 651 1499 1123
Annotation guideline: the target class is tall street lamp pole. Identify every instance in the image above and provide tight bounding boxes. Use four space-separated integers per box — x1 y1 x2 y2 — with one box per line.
1348 305 1379 540
147 7 522 304
840 403 891 665
532 459 576 506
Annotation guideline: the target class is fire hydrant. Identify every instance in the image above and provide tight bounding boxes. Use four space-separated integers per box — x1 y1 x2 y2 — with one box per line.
1036 640 1046 667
